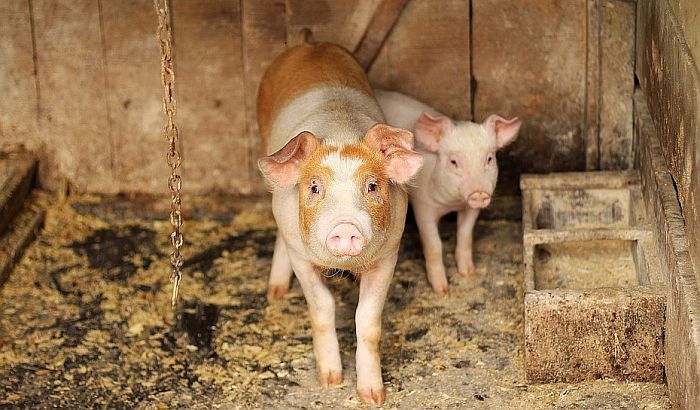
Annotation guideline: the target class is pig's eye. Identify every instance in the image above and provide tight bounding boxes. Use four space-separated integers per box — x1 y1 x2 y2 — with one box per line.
450 159 458 168
367 182 378 193
486 154 494 165
310 184 320 194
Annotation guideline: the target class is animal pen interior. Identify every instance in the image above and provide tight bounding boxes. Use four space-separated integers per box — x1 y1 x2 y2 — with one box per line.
1 0 699 408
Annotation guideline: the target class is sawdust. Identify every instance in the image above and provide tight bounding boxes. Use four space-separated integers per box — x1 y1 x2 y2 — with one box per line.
0 193 671 408
534 240 639 290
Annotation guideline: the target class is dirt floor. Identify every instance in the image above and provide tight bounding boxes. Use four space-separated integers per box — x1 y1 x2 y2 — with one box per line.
0 193 671 409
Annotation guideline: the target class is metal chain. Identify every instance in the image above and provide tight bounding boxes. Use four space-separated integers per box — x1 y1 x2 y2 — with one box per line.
154 0 184 307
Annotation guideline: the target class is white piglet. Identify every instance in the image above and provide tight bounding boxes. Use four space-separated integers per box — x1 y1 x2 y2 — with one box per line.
375 90 522 296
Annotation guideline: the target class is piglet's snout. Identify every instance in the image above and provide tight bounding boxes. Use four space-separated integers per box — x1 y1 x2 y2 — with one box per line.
326 223 365 256
467 191 492 209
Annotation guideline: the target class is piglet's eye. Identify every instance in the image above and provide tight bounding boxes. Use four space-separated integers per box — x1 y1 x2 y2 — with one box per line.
367 182 378 193
311 184 319 194
486 154 493 165
450 159 458 167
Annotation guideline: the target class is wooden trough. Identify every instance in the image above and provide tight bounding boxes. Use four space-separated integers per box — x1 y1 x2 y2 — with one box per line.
521 170 666 383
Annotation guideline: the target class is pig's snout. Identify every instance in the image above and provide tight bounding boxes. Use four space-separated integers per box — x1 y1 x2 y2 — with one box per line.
467 191 491 209
326 223 365 256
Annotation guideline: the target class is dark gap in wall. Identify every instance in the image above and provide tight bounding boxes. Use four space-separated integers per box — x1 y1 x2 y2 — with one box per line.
97 0 116 174
468 0 475 120
27 0 41 123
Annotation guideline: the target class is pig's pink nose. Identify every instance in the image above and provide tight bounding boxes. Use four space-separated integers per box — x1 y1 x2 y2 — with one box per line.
326 223 365 256
468 191 491 208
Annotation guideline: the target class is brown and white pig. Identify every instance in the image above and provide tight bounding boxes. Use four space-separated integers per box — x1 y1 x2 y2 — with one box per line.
375 90 522 296
256 43 422 404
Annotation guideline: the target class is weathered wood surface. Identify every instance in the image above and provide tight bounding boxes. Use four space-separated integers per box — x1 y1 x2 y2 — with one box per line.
0 155 36 236
172 0 249 195
599 0 635 170
0 208 44 288
0 1 37 148
472 0 587 195
353 0 410 70
242 0 287 195
524 287 665 383
32 0 114 193
636 89 700 409
0 0 641 195
101 0 165 194
368 0 470 121
637 0 700 297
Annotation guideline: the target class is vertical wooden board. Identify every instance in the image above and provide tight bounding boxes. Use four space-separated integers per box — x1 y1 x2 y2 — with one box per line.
0 1 37 147
100 0 166 194
31 0 113 192
472 0 587 195
599 0 635 170
668 0 700 70
367 0 470 121
242 0 287 195
172 0 247 195
285 0 381 50
585 0 600 171
637 0 700 292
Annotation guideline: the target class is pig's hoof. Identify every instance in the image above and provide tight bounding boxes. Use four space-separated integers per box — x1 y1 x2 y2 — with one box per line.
267 284 288 300
459 265 477 277
318 369 343 387
357 386 385 404
429 280 450 297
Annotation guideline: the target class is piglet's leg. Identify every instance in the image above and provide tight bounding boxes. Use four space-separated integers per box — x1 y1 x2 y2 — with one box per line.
355 253 396 405
412 203 449 296
267 231 294 299
456 207 480 276
288 252 342 387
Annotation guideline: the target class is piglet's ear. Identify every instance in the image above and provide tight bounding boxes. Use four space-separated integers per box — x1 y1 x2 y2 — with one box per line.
415 112 453 152
483 114 522 149
258 131 318 188
363 124 423 184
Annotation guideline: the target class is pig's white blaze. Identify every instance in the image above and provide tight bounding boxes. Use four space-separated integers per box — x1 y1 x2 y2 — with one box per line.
297 142 391 270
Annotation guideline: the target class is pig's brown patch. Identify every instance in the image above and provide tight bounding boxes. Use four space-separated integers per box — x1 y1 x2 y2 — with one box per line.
257 42 374 151
340 144 391 236
298 145 338 241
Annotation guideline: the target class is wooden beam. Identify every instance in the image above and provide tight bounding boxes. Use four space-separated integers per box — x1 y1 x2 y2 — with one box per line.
353 0 409 70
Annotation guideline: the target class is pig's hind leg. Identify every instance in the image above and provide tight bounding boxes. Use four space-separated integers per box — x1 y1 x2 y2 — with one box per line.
267 231 294 299
456 207 480 276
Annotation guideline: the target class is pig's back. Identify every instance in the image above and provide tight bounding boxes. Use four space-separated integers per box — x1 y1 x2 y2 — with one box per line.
258 42 380 153
374 90 442 131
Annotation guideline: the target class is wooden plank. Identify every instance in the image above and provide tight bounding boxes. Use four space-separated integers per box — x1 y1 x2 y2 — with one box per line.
100 0 167 194
637 0 700 292
599 0 635 170
353 0 410 70
585 0 601 170
368 0 470 121
31 0 113 192
285 0 381 50
0 155 36 235
635 89 700 409
0 1 37 148
0 209 45 288
472 0 587 195
171 0 247 195
242 0 287 195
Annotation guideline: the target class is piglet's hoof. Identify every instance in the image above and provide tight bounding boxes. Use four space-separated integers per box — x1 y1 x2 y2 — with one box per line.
266 284 288 300
459 265 477 277
357 386 385 404
317 369 343 387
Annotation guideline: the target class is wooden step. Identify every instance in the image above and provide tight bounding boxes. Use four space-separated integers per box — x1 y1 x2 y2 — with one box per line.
0 153 37 236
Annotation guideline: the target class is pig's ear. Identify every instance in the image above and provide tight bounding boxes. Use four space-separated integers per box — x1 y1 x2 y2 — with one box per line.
483 114 522 149
363 124 423 184
415 112 452 152
258 131 318 188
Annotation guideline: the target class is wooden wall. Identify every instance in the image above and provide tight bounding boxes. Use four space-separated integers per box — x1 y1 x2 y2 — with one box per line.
0 0 636 196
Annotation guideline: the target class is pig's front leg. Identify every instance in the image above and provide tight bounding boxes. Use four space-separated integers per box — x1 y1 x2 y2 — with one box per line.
412 201 449 296
456 207 480 276
355 253 397 404
288 251 343 386
267 231 294 299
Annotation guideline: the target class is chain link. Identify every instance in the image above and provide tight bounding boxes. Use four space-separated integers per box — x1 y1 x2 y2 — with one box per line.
154 0 184 307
